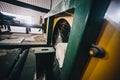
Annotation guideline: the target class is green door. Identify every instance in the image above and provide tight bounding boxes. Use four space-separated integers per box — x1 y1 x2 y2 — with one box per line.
60 0 111 80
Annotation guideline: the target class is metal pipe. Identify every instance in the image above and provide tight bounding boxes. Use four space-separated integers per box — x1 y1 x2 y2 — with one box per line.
8 49 29 80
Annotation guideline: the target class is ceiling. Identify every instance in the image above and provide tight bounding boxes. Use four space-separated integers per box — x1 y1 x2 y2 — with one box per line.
0 0 62 24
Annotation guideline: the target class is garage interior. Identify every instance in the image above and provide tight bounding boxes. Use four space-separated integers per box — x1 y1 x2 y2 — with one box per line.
0 0 120 80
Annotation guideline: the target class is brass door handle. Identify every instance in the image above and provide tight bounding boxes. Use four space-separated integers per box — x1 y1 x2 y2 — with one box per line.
89 44 105 58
